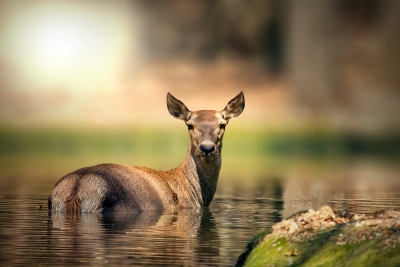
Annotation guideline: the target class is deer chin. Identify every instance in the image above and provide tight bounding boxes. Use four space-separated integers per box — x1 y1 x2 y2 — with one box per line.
199 155 217 164
196 150 218 161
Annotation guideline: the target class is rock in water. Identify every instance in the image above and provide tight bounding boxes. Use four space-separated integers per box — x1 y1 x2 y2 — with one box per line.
236 206 400 267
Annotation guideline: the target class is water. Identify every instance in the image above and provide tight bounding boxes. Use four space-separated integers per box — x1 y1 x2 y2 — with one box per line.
1 174 400 266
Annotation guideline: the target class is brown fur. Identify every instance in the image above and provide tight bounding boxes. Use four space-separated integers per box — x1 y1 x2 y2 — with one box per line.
65 194 81 214
48 92 244 213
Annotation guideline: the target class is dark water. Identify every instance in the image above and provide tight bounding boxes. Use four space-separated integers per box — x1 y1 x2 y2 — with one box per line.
1 174 400 266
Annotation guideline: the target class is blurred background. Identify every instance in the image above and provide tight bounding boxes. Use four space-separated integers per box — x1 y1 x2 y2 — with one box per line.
0 0 399 196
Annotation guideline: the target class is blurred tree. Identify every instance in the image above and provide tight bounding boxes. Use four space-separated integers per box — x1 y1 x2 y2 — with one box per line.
287 0 400 127
287 0 340 114
372 0 400 92
136 0 284 73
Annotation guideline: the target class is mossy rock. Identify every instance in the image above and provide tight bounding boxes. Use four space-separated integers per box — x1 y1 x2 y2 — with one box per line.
236 206 400 267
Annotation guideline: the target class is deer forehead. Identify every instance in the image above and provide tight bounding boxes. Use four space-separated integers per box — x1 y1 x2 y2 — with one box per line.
189 110 226 126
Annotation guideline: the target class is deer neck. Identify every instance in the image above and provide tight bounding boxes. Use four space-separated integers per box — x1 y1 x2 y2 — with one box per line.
179 143 221 207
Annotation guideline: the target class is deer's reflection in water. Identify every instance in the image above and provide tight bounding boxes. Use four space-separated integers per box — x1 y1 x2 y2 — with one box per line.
48 208 219 266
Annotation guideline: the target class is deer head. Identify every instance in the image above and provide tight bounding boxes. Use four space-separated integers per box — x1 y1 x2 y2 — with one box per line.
167 92 245 161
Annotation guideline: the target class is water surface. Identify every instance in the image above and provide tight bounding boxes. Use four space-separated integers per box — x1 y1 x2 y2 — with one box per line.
1 173 400 266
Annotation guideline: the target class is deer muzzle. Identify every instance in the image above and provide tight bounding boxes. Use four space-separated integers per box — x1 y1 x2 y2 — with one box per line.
199 142 216 157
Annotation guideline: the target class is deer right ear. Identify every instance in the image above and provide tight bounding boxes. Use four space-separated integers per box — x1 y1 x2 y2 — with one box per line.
221 91 245 120
167 92 191 121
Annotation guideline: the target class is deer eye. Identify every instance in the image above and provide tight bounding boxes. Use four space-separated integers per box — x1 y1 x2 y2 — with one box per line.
219 124 226 130
187 124 194 130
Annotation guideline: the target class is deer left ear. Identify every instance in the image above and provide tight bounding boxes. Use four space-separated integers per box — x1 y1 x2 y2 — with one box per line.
221 91 245 120
167 92 192 121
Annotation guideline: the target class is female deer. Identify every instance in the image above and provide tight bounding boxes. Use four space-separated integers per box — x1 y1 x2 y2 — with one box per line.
48 92 244 213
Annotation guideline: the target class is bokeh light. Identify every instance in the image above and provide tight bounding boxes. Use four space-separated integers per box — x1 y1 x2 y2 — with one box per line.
0 1 136 94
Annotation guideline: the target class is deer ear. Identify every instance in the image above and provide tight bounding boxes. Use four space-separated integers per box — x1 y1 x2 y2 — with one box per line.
167 92 191 121
221 91 245 120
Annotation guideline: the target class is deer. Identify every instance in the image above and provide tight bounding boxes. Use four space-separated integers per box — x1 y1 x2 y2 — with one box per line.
48 92 245 213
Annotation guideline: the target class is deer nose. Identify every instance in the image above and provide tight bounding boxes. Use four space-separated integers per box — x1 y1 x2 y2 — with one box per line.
200 143 215 155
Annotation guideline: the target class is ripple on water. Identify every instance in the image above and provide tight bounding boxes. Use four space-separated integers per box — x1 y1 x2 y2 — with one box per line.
0 188 400 266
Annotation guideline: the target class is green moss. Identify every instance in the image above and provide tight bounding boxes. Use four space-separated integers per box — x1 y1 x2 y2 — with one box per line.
239 236 297 267
245 238 297 266
235 231 269 267
300 239 400 267
239 229 400 267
